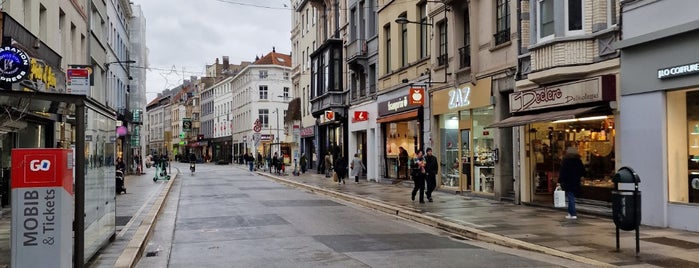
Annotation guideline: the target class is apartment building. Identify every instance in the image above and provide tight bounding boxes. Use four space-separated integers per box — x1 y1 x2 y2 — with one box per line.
146 95 171 156
489 0 620 207
346 0 379 181
230 49 293 164
291 0 319 170
129 4 148 159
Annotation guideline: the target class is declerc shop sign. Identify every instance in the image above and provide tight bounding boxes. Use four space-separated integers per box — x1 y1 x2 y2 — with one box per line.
658 62 699 79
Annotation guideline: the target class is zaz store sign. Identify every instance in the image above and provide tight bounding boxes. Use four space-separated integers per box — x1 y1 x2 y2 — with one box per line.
11 149 73 268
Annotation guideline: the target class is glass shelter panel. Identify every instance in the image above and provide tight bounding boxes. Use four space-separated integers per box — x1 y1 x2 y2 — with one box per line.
83 109 116 261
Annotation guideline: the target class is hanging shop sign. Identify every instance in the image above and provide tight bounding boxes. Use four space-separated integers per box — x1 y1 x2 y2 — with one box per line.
300 126 315 138
408 87 424 105
0 46 30 83
509 75 616 113
353 111 369 122
182 118 192 132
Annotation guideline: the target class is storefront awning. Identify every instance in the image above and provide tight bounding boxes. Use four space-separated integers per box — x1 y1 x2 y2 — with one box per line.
488 106 610 128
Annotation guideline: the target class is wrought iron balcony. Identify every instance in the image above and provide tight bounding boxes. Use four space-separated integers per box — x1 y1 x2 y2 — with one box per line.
437 54 448 66
493 29 510 46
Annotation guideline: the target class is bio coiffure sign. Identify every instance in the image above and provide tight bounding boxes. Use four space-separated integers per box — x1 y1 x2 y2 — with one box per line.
658 62 699 79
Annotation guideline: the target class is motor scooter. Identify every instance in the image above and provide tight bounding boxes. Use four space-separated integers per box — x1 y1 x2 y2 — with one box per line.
115 169 126 194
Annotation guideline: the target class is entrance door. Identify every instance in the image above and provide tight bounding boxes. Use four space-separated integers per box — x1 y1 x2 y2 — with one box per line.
460 129 472 192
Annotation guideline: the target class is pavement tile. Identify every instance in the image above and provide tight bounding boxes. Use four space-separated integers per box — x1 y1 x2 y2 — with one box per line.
253 165 699 267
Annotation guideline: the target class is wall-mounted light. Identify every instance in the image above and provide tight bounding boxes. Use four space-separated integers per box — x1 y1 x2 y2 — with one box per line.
552 115 608 124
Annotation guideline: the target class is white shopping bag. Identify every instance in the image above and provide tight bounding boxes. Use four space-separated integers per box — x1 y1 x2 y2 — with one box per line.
554 185 566 208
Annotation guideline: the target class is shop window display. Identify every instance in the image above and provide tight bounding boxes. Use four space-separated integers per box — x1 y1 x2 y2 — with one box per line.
473 107 495 193
669 90 699 204
384 120 419 179
530 117 616 202
440 115 459 187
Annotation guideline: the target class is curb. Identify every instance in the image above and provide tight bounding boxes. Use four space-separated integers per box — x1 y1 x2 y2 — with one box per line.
257 171 614 268
113 170 179 268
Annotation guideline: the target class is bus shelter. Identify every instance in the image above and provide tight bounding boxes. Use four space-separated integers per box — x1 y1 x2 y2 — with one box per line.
0 90 116 267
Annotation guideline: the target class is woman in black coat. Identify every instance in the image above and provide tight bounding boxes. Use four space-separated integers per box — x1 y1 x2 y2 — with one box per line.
559 147 585 220
334 155 347 184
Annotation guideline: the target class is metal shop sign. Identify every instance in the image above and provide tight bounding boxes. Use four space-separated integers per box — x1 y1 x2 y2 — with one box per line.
300 127 315 138
658 62 699 79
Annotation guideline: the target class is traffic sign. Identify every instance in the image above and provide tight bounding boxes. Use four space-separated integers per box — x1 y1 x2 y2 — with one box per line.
253 125 262 133
253 133 261 147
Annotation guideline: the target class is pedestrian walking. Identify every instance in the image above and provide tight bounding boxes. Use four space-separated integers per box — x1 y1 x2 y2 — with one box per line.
350 153 366 183
425 148 438 202
411 149 426 203
324 151 333 178
559 147 585 220
335 155 347 184
300 153 308 174
272 152 280 174
246 153 255 171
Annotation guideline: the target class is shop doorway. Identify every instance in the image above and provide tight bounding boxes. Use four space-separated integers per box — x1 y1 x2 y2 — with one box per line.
460 129 472 191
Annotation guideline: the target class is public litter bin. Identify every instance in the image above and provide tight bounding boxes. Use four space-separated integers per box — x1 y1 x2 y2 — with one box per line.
611 166 641 254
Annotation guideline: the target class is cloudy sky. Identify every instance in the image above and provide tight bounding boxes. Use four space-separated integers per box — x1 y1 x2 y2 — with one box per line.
138 0 292 102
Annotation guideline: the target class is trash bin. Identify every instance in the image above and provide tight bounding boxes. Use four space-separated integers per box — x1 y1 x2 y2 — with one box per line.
612 190 641 231
611 166 641 254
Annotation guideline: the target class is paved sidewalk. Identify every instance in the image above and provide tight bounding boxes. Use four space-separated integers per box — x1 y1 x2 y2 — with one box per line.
248 165 699 267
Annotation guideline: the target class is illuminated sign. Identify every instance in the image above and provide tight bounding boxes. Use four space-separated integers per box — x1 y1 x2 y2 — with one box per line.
408 88 424 105
0 46 30 83
353 111 368 122
658 62 699 79
448 86 471 109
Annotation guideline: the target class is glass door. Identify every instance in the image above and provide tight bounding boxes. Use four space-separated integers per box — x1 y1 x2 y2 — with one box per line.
461 129 472 191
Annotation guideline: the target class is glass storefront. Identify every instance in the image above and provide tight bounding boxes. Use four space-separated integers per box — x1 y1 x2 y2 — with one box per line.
528 116 616 203
668 89 699 204
438 106 495 193
384 119 419 179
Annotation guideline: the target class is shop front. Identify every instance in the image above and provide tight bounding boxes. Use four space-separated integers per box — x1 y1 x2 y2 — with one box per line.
348 102 377 182
300 126 316 170
432 78 497 194
212 137 231 163
617 20 699 230
491 75 617 206
377 89 425 182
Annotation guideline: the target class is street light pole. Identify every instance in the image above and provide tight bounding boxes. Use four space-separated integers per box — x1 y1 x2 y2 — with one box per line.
276 107 280 159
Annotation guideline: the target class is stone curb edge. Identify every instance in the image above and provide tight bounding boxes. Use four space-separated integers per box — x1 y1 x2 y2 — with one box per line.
257 171 614 268
113 170 179 268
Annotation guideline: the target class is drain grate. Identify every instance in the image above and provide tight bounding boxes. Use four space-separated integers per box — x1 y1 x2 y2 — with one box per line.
145 251 158 257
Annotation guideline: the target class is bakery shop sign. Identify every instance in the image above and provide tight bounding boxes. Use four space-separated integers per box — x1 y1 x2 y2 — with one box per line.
0 46 30 83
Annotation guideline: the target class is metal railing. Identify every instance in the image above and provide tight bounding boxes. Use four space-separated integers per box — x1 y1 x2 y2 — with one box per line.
493 29 510 46
459 45 471 69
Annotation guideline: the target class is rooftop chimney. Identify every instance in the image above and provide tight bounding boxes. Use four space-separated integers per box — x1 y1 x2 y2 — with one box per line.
223 56 230 71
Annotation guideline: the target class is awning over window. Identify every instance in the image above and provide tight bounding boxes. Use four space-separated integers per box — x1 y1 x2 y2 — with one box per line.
488 106 610 128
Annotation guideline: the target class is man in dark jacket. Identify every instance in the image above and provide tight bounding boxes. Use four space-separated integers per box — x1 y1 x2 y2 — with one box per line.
559 147 585 220
424 148 438 202
411 149 426 203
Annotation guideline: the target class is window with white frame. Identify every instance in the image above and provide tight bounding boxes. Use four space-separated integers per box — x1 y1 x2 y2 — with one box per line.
607 0 617 28
284 72 289 80
259 85 268 100
259 109 269 128
565 0 583 35
283 87 290 98
537 0 554 41
259 70 268 79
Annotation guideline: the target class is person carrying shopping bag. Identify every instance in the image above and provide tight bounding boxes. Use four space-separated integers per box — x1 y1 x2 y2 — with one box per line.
560 147 585 220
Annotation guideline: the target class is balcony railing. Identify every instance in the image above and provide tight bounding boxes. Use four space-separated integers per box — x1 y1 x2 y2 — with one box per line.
437 54 448 66
458 45 471 69
493 28 510 46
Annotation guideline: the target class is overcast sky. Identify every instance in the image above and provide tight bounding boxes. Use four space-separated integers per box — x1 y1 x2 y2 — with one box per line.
138 0 292 102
